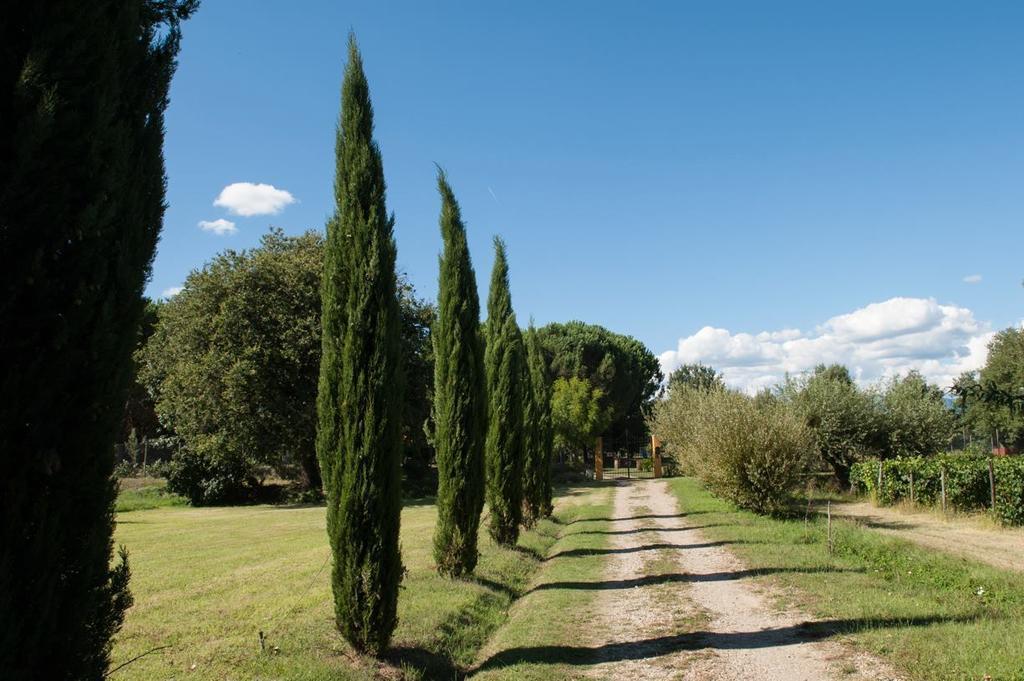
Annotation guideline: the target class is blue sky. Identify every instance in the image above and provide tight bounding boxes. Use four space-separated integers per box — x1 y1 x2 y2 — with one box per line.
153 1 1023 391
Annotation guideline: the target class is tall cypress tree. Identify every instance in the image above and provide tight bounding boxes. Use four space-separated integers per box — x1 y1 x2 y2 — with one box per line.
431 170 486 576
523 323 554 524
0 3 194 678
316 35 404 656
484 237 525 545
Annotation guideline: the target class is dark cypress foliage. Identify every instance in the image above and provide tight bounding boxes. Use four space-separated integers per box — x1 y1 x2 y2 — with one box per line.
315 35 404 656
431 170 487 576
0 3 194 678
484 237 525 545
523 324 554 524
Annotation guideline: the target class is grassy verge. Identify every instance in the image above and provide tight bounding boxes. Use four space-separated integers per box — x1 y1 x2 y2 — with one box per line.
668 477 1024 681
473 484 614 680
115 477 186 512
110 485 601 680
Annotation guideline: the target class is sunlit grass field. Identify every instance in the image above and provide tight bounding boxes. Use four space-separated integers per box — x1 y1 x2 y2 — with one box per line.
110 487 603 680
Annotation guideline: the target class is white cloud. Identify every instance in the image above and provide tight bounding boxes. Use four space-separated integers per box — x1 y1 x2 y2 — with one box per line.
213 182 295 217
963 274 982 284
659 297 994 394
162 286 183 298
198 218 238 235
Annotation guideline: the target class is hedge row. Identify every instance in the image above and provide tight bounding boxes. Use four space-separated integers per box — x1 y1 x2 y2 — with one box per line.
850 454 1024 526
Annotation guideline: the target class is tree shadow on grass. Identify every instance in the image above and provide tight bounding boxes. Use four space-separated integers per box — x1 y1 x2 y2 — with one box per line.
545 540 754 561
574 523 726 536
387 645 463 680
526 566 861 594
511 544 544 560
472 614 981 673
565 511 709 525
469 575 519 599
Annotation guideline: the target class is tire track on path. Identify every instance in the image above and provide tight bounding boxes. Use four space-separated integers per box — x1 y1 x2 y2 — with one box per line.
584 479 901 681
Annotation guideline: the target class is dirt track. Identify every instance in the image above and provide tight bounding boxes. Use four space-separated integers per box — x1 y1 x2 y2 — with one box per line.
583 480 899 680
831 501 1024 573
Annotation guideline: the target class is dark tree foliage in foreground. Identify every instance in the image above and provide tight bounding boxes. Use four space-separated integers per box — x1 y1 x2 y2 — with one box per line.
431 170 487 576
316 35 404 656
523 324 554 523
0 2 194 678
485 237 525 545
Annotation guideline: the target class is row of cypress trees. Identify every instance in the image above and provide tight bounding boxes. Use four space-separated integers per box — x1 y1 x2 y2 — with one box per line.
317 36 554 655
432 182 554 573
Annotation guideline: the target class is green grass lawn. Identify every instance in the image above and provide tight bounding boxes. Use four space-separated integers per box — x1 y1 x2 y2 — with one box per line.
110 488 594 680
473 484 613 680
668 477 1024 681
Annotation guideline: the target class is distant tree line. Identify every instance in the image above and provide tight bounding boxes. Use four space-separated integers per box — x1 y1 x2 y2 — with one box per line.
654 361 964 512
657 338 1024 517
132 233 660 506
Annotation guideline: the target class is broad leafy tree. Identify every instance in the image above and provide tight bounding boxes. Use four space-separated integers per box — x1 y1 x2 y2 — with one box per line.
398 278 436 488
485 237 525 546
956 328 1024 449
0 3 194 678
667 363 724 394
140 230 325 502
538 321 662 437
316 36 403 655
790 364 883 485
551 377 611 462
882 371 954 457
431 171 486 576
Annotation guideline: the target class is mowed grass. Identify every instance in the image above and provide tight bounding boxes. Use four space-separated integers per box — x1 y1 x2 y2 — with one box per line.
473 484 614 680
668 477 1024 681
110 488 594 680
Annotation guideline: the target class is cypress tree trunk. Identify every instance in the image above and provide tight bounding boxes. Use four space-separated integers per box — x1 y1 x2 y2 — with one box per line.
0 2 193 675
316 35 404 656
484 237 525 545
523 324 553 524
0 3 194 679
431 170 486 576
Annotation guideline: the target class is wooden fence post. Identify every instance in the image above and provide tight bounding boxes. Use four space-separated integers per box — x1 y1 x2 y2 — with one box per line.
876 461 883 503
651 435 662 478
940 467 947 515
989 458 996 510
595 437 603 481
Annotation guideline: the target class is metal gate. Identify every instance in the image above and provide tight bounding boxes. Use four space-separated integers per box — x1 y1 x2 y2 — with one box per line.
600 435 656 479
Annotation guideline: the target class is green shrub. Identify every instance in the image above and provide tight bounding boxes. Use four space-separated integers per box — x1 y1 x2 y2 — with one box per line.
651 387 813 515
165 446 255 505
851 454 1024 525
